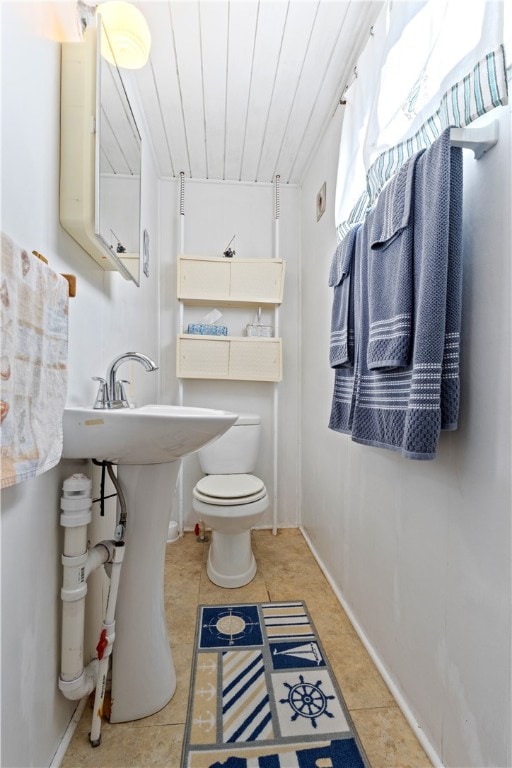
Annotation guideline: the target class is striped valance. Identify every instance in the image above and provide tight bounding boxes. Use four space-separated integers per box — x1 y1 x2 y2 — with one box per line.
337 44 508 241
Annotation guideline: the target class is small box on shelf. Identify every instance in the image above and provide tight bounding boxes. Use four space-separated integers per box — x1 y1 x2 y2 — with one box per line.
187 323 228 336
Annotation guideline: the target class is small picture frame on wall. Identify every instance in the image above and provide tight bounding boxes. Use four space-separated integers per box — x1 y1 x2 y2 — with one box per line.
143 228 150 278
316 182 326 221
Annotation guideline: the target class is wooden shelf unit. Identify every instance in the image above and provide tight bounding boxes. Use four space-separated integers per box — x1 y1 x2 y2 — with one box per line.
177 335 282 382
177 255 285 307
176 255 285 382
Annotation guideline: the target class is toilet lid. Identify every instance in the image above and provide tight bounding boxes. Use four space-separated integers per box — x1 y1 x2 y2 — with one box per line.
194 474 267 506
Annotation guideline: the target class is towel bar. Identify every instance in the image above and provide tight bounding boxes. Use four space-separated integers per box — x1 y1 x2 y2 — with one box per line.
450 120 498 160
32 250 76 297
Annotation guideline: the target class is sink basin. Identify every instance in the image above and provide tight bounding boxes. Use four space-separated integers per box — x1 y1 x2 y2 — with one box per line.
62 404 238 464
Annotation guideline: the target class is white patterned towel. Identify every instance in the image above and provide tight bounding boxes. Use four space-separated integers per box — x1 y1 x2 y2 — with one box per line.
1 233 69 488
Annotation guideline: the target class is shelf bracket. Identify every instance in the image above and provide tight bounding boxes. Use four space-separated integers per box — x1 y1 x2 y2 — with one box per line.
450 120 498 160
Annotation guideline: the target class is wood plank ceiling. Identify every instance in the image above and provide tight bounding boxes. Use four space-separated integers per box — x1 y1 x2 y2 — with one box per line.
122 1 383 185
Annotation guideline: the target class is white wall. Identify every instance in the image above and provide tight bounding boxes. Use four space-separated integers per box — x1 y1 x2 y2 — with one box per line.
300 86 512 768
159 178 301 530
1 4 161 766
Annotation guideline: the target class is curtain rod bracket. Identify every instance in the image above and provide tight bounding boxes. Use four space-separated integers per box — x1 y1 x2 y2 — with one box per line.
450 120 499 160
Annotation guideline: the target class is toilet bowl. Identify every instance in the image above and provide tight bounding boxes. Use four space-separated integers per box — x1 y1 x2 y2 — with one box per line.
192 415 268 588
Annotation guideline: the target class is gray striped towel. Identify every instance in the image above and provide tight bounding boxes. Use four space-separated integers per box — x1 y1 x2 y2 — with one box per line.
329 128 463 459
329 224 360 368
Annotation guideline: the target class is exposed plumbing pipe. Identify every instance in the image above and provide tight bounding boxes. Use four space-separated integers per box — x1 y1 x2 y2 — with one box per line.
59 474 107 701
89 463 128 745
58 472 122 697
194 520 208 542
89 540 125 746
85 541 114 580
59 469 130 747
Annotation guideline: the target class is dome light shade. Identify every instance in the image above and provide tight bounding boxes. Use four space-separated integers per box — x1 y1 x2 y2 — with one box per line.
97 1 151 69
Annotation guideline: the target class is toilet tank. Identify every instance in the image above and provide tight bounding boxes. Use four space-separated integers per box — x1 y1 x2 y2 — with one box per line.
197 414 261 474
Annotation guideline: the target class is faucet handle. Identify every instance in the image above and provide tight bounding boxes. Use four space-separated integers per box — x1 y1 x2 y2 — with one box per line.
92 377 109 409
116 379 133 408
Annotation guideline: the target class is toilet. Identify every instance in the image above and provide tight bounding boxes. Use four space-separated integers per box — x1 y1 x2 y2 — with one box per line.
192 413 268 588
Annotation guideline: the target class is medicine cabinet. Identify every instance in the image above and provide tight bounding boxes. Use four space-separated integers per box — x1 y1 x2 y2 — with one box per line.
60 22 141 284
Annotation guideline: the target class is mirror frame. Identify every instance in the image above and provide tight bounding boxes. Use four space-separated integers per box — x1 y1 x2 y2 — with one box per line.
60 23 141 283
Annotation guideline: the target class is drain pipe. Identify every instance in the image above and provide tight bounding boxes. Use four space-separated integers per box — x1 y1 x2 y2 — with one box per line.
58 474 114 701
88 462 128 746
89 540 125 746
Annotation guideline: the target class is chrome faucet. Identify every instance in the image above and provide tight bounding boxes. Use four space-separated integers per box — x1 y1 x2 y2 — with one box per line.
92 352 158 409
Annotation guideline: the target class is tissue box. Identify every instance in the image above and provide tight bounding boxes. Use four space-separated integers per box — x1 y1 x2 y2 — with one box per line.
187 323 228 336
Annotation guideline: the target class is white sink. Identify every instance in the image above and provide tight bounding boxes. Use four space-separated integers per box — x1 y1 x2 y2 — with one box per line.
62 404 238 464
60 402 238 722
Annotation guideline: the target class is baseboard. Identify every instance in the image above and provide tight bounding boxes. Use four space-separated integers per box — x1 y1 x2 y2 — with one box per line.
299 525 444 768
49 697 88 768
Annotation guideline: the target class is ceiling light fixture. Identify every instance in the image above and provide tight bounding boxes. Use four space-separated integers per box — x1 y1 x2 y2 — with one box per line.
96 1 151 69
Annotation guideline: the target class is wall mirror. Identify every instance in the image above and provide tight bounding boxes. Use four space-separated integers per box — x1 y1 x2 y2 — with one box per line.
60 21 141 284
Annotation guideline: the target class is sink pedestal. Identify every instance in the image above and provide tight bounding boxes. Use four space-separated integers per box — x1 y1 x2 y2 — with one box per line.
109 461 181 723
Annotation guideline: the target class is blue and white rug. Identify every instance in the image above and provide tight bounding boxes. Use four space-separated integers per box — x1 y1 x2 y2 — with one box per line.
182 601 369 767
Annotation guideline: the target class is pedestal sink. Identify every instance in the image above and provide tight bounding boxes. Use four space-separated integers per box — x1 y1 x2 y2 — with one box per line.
62 405 237 722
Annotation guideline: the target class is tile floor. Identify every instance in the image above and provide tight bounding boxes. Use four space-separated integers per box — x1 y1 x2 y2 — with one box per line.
61 529 432 768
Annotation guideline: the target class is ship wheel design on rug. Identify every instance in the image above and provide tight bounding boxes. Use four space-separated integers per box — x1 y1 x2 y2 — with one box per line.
279 673 336 729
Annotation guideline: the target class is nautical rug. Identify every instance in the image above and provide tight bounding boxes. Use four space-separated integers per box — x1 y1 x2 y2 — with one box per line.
182 600 369 768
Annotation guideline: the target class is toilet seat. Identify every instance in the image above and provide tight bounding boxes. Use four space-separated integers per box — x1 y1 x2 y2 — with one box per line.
193 474 267 506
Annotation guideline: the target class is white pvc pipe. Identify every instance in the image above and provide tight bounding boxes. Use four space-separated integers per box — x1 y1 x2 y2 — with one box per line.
60 548 115 699
59 476 92 694
84 541 113 580
59 475 115 702
89 541 126 746
60 596 89 685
